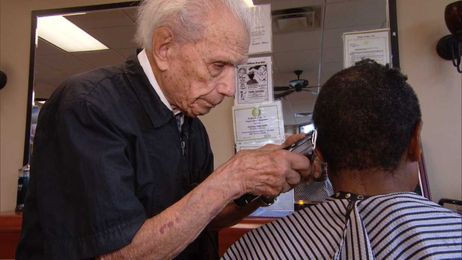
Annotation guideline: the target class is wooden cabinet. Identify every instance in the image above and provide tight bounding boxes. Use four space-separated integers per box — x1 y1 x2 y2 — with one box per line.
0 213 271 258
0 212 22 259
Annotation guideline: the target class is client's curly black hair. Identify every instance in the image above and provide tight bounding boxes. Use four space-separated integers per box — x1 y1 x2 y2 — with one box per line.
312 59 421 174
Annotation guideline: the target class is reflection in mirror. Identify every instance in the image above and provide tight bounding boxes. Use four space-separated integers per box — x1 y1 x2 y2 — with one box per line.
25 2 139 165
34 7 138 99
24 0 410 199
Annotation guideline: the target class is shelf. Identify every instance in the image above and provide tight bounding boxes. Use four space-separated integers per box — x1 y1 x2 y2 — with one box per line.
0 211 22 259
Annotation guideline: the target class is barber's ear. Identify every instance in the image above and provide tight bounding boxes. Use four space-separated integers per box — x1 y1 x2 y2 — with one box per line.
151 27 174 71
408 121 423 162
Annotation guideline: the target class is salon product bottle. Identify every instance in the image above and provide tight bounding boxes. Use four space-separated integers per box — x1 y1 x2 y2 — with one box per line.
15 164 30 212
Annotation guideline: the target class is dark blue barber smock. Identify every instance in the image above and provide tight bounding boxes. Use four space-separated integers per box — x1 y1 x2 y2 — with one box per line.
16 56 216 259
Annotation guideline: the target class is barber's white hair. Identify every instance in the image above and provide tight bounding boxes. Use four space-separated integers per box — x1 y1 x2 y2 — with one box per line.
135 0 252 51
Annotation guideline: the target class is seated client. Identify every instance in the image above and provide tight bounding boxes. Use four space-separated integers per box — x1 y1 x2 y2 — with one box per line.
223 60 462 259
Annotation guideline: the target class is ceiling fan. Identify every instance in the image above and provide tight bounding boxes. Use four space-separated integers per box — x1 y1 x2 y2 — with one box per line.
273 70 319 99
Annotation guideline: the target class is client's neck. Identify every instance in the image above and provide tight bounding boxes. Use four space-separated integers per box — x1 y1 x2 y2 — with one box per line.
330 161 419 196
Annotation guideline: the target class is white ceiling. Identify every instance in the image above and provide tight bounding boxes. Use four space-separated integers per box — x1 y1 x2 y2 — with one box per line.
33 0 388 125
34 7 138 98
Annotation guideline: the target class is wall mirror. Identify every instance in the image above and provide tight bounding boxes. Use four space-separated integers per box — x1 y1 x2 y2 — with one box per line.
24 0 429 199
24 1 139 165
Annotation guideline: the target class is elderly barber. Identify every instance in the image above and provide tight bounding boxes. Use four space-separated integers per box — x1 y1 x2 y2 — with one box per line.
16 0 314 259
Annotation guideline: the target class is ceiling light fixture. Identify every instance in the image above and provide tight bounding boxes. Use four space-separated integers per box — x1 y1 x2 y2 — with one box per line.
37 15 108 52
243 0 255 8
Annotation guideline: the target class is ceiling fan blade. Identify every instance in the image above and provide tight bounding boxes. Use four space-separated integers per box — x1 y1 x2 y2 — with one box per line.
274 89 294 99
301 85 320 89
294 112 312 118
274 86 290 91
301 86 321 95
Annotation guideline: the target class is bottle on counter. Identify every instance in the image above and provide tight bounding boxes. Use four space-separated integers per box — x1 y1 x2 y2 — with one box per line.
15 164 30 212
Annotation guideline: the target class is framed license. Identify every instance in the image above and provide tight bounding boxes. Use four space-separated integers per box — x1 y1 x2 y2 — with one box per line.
343 28 391 68
249 4 272 55
233 101 284 144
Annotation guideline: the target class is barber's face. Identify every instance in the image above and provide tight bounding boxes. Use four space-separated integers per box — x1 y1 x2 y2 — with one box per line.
164 12 249 117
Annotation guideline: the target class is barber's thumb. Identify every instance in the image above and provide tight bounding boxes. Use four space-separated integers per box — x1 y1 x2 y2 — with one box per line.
282 134 305 148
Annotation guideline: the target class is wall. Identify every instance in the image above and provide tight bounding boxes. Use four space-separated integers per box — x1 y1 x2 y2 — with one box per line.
397 0 462 202
0 0 461 211
201 98 235 169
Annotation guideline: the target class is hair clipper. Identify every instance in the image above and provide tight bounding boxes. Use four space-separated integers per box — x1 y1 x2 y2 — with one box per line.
285 130 317 161
234 131 317 207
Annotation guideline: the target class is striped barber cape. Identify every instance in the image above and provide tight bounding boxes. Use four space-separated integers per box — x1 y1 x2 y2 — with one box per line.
223 192 462 259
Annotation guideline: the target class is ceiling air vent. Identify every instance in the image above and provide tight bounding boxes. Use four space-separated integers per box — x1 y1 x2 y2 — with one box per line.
272 7 321 33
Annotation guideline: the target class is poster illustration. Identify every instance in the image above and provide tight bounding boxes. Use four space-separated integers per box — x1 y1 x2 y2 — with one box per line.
235 56 273 105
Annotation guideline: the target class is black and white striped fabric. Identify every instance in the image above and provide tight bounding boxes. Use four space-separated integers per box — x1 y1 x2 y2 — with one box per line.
223 192 462 259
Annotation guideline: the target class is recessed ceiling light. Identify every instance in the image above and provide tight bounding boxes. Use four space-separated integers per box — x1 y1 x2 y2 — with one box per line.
243 0 255 8
37 15 108 52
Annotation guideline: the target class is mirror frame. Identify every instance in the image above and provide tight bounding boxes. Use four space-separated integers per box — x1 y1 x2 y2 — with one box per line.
389 0 400 68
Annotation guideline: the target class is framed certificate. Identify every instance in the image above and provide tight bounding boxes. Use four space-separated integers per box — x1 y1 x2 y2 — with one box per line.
233 101 284 144
343 28 391 68
249 4 272 55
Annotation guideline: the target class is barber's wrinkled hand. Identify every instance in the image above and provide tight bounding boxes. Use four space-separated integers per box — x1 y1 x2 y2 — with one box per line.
262 134 324 182
215 134 319 199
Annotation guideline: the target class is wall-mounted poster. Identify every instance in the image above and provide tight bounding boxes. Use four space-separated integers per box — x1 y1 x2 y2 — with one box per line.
343 28 391 68
249 4 272 55
236 56 273 105
233 101 284 145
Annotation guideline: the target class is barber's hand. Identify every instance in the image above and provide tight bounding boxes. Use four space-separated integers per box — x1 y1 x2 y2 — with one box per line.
216 134 315 199
261 134 324 183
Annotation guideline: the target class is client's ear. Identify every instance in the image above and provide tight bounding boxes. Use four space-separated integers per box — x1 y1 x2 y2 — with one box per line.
310 148 327 180
314 148 325 163
408 121 423 162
